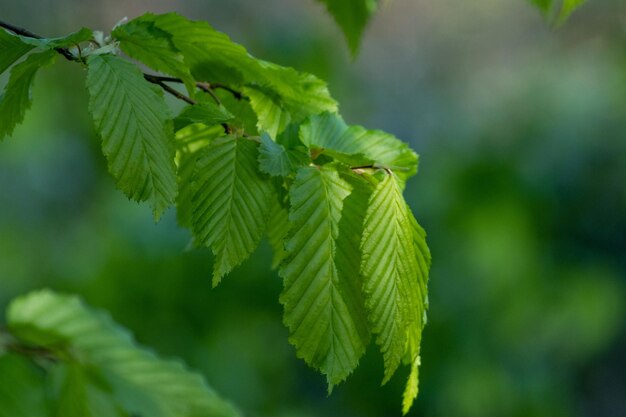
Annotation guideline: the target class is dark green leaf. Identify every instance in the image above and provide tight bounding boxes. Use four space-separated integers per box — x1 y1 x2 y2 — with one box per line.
0 29 35 75
86 54 177 220
0 355 48 417
190 136 273 285
0 50 56 140
112 21 196 95
317 0 378 55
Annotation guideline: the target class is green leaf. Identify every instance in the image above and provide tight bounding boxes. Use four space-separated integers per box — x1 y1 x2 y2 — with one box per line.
279 165 369 389
255 61 338 126
300 112 419 182
0 50 56 140
112 20 196 95
44 28 93 49
258 133 309 177
402 356 420 415
7 290 241 417
0 355 49 417
11 27 93 50
173 102 233 131
0 29 35 75
245 87 291 138
360 173 429 387
317 0 378 55
53 364 124 417
132 13 337 132
267 190 290 269
86 54 177 220
136 13 259 86
190 136 272 285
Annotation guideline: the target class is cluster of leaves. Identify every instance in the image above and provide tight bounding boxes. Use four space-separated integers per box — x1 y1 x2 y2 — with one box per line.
0 290 240 417
0 12 430 413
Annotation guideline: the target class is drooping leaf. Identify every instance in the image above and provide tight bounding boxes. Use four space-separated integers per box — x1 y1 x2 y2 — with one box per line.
300 112 418 182
112 20 196 95
0 29 35 75
280 165 369 389
360 173 429 386
7 290 241 417
0 50 56 140
0 355 48 417
86 54 177 220
190 136 272 285
317 0 378 55
258 133 309 177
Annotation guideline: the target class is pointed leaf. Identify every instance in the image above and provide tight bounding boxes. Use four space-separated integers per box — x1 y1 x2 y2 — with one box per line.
0 50 56 140
280 165 369 388
86 54 177 220
317 0 378 55
360 173 429 385
190 136 272 284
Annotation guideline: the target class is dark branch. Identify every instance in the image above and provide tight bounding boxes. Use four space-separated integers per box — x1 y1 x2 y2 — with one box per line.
1 20 237 136
0 19 77 62
143 74 197 105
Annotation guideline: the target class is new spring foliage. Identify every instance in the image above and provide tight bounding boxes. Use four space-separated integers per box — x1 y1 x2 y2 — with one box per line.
0 13 430 413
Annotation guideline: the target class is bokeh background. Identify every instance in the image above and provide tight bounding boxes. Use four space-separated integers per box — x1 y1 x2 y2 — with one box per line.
1 0 625 416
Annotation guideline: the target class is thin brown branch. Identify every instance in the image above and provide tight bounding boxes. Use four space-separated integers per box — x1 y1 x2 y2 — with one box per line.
142 75 245 102
144 74 197 105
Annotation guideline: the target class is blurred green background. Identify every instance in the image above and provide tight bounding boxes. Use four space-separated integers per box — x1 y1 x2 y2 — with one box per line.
1 0 625 416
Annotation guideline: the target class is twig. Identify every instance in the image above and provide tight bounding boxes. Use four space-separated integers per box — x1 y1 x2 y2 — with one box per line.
144 74 197 105
0 20 239 136
0 19 76 62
